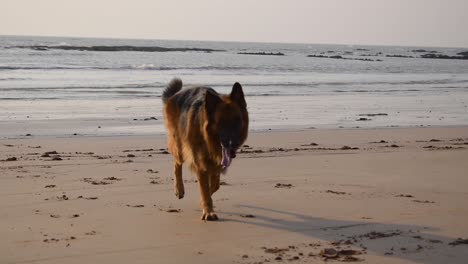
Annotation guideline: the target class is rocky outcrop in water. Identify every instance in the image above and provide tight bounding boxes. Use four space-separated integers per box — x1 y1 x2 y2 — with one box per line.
420 53 468 60
412 49 438 53
237 52 285 56
386 54 414 58
13 45 224 53
307 54 382 62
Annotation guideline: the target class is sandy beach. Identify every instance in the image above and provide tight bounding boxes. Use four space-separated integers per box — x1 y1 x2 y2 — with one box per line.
1 126 468 263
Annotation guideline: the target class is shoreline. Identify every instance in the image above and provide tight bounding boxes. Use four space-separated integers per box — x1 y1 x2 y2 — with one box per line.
2 124 468 140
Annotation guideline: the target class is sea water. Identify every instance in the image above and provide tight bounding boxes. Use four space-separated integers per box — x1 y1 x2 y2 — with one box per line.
1 35 467 137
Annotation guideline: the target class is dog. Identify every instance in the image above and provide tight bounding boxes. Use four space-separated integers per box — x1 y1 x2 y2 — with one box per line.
162 78 248 221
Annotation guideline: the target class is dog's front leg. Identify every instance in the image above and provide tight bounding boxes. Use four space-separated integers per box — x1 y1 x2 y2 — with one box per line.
197 171 218 221
209 173 220 195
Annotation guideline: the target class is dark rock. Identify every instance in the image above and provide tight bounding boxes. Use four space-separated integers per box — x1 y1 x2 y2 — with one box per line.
449 238 468 246
420 53 468 60
457 51 468 57
358 113 388 117
238 52 285 56
15 45 224 53
356 117 371 121
386 54 414 58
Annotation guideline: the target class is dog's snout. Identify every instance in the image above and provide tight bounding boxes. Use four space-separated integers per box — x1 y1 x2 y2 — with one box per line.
221 137 240 150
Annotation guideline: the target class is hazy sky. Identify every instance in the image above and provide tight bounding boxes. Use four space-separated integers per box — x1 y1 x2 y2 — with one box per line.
2 0 468 47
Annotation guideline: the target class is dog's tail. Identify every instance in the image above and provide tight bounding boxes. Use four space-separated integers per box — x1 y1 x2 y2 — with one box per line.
162 78 183 104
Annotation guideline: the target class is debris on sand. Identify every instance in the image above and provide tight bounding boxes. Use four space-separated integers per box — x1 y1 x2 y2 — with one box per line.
326 190 348 195
275 183 293 188
340 146 359 150
319 248 363 262
370 140 388 143
56 194 69 201
85 231 97 235
103 176 121 181
264 247 289 254
82 178 111 185
395 194 414 198
357 230 402 240
301 142 319 146
82 177 121 185
77 195 98 200
330 239 354 246
412 200 435 204
240 214 255 218
41 151 58 157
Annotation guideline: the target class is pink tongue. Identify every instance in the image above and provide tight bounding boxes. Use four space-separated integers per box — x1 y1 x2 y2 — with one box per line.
221 146 232 169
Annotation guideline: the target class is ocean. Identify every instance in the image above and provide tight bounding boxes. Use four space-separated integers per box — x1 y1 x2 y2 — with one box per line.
1 35 468 137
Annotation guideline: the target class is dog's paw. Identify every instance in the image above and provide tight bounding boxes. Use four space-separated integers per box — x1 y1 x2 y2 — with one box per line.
201 212 218 221
175 184 185 199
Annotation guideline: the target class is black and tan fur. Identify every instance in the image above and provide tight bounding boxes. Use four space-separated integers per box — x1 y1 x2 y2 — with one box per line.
162 78 248 221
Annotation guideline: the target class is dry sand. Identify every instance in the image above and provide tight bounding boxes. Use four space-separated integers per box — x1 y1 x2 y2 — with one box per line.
1 126 468 263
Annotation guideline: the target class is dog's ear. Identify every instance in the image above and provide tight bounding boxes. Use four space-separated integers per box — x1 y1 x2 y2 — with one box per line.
205 89 221 117
230 82 246 109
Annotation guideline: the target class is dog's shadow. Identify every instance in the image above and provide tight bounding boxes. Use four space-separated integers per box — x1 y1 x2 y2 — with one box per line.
219 204 466 264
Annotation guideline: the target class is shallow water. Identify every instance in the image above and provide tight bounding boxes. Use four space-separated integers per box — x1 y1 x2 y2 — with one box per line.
1 35 467 137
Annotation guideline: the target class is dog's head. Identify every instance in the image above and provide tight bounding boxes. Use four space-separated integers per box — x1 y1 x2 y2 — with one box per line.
205 82 248 171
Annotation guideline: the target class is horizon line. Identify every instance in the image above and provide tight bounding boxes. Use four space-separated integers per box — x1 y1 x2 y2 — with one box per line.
1 33 467 50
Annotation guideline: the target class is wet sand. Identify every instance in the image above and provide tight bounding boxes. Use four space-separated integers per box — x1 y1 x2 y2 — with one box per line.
1 127 468 263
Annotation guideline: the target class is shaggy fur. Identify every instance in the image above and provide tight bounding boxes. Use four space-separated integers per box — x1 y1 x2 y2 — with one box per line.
162 78 248 220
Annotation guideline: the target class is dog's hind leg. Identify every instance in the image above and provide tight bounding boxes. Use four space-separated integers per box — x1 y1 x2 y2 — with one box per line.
168 133 185 199
174 162 184 199
197 171 218 221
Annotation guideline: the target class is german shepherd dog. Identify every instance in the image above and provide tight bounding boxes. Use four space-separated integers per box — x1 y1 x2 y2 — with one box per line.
162 78 248 221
